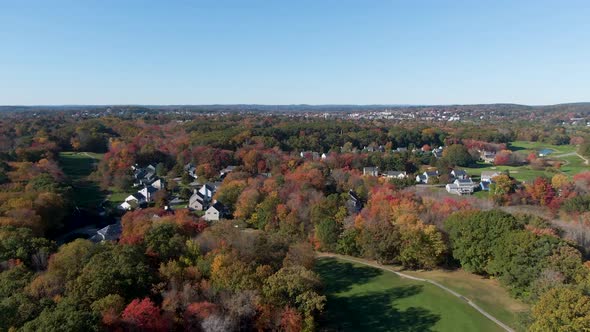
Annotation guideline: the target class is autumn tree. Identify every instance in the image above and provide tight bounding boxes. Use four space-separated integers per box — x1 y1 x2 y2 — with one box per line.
122 298 168 331
530 287 590 332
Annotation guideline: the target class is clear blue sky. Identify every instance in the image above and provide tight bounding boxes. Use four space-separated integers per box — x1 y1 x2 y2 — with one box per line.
1 0 589 105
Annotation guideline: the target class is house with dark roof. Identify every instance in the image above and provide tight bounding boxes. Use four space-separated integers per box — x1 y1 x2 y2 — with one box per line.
204 201 229 221
188 191 208 211
450 169 469 180
416 170 439 184
346 189 363 213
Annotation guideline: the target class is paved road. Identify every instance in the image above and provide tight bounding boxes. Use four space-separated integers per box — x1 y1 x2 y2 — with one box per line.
317 253 515 332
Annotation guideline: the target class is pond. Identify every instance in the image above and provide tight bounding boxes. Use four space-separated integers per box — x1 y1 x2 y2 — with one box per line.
538 148 554 156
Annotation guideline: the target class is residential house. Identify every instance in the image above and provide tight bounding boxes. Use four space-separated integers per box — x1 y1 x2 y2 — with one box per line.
188 191 208 211
346 189 363 213
300 151 320 160
220 165 237 178
481 171 502 183
432 147 444 159
119 193 145 210
480 151 496 163
450 169 469 180
149 178 165 190
480 171 503 191
139 185 158 202
199 183 216 200
363 167 379 177
416 170 439 184
90 221 122 243
204 201 229 221
446 178 476 195
382 171 407 179
184 163 198 179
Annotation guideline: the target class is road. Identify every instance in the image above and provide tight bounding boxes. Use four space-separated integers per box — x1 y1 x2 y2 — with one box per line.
317 252 515 332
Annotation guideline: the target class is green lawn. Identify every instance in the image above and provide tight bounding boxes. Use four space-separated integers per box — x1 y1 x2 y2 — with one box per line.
559 154 589 177
59 152 105 209
508 141 575 155
463 162 552 183
402 269 528 331
315 257 504 332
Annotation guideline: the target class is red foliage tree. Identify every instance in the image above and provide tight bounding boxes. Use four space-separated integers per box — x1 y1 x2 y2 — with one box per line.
280 307 303 332
122 298 168 331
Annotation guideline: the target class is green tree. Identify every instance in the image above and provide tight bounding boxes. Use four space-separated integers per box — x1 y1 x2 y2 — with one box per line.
145 223 186 262
69 244 154 304
336 228 361 256
314 219 342 252
442 144 474 167
445 210 522 274
22 298 100 332
262 266 326 331
358 221 401 264
488 231 561 298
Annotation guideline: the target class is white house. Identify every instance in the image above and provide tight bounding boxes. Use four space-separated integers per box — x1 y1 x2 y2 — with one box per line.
139 185 158 202
416 170 439 184
363 167 379 177
481 171 502 183
450 169 469 180
199 183 216 200
446 178 476 195
382 171 407 179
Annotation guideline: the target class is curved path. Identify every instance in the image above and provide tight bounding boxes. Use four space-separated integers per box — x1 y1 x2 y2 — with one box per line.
317 253 515 332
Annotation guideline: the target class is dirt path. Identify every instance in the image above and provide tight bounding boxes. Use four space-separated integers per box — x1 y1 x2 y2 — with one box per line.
553 151 589 165
317 252 515 332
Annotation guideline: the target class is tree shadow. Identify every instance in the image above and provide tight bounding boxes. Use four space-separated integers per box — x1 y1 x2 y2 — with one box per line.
315 258 383 294
319 286 440 332
316 258 440 332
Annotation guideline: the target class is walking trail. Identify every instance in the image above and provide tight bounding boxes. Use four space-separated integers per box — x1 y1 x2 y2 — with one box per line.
316 252 515 332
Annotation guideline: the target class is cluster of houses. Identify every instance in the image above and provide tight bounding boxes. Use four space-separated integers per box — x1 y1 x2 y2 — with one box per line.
187 183 229 221
362 166 408 179
414 168 504 196
119 164 166 210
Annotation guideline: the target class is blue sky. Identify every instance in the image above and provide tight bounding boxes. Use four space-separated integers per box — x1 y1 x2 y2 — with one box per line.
1 0 589 105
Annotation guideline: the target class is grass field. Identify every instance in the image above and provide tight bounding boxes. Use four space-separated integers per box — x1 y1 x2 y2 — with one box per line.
508 141 576 155
461 141 588 182
401 269 528 331
315 257 505 332
59 152 105 209
463 162 553 183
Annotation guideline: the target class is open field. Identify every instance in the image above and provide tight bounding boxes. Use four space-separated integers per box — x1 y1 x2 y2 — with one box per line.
401 269 528 331
508 141 576 155
462 141 587 182
315 257 507 332
59 152 105 209
463 162 552 183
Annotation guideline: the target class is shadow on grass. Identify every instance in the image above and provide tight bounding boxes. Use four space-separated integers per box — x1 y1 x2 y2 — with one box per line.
316 258 382 294
316 258 440 332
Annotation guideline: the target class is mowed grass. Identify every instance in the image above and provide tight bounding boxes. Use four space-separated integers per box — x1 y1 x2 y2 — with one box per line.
508 141 576 155
59 152 104 208
463 162 552 183
402 269 529 331
315 257 504 332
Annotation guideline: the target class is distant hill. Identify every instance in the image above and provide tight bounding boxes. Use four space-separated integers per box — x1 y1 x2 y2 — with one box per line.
1 102 589 113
